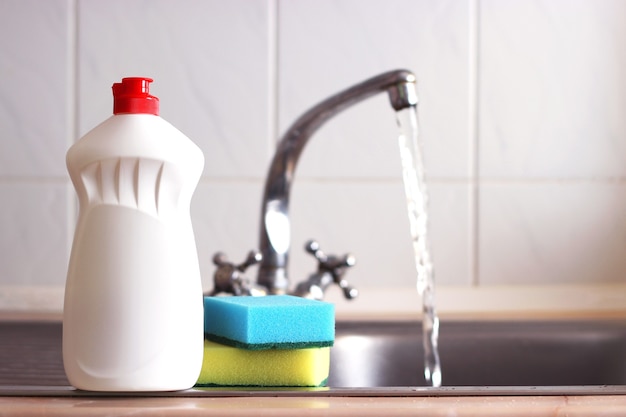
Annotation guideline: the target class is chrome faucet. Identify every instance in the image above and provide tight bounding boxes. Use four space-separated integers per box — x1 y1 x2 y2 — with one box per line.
257 69 418 295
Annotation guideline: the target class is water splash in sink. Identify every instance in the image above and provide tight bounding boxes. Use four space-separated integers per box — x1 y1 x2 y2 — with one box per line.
396 107 442 387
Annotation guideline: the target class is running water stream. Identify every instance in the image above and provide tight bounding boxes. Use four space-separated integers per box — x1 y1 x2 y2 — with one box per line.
396 107 442 387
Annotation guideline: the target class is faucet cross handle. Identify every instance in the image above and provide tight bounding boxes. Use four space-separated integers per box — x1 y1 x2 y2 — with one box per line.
208 250 264 296
304 240 358 300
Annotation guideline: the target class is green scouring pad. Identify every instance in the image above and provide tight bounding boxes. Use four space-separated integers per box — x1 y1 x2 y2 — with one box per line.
203 295 335 350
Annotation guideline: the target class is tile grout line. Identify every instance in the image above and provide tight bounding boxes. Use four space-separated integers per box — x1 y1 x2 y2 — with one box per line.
268 0 279 154
468 0 480 287
65 0 79 262
7 175 626 185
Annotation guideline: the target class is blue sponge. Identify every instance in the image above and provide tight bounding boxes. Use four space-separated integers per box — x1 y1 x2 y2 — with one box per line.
203 295 335 350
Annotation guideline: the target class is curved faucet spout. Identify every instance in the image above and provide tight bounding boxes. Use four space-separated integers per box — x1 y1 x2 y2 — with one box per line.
258 69 418 293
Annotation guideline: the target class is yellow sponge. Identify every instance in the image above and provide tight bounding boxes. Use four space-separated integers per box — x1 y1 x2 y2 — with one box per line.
196 340 330 387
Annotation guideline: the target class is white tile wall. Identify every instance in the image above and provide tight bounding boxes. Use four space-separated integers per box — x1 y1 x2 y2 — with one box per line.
479 0 626 287
480 0 626 179
0 0 69 177
279 0 470 179
1 0 625 312
0 183 68 285
480 182 626 285
78 0 273 178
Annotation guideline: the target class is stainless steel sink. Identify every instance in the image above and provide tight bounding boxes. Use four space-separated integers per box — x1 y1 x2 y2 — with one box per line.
329 319 626 387
2 318 626 396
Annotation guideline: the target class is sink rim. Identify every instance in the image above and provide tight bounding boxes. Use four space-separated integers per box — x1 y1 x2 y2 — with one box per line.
2 385 626 398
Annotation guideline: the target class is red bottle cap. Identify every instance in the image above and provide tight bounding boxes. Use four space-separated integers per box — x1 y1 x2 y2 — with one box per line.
112 77 159 115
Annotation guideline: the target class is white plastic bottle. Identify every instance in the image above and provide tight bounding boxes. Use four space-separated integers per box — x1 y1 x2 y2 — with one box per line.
63 77 205 391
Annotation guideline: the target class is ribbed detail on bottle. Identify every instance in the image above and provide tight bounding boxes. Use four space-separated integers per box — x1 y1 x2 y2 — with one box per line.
79 157 182 218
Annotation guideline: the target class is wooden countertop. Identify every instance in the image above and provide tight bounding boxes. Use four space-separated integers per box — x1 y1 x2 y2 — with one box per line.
4 393 626 416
